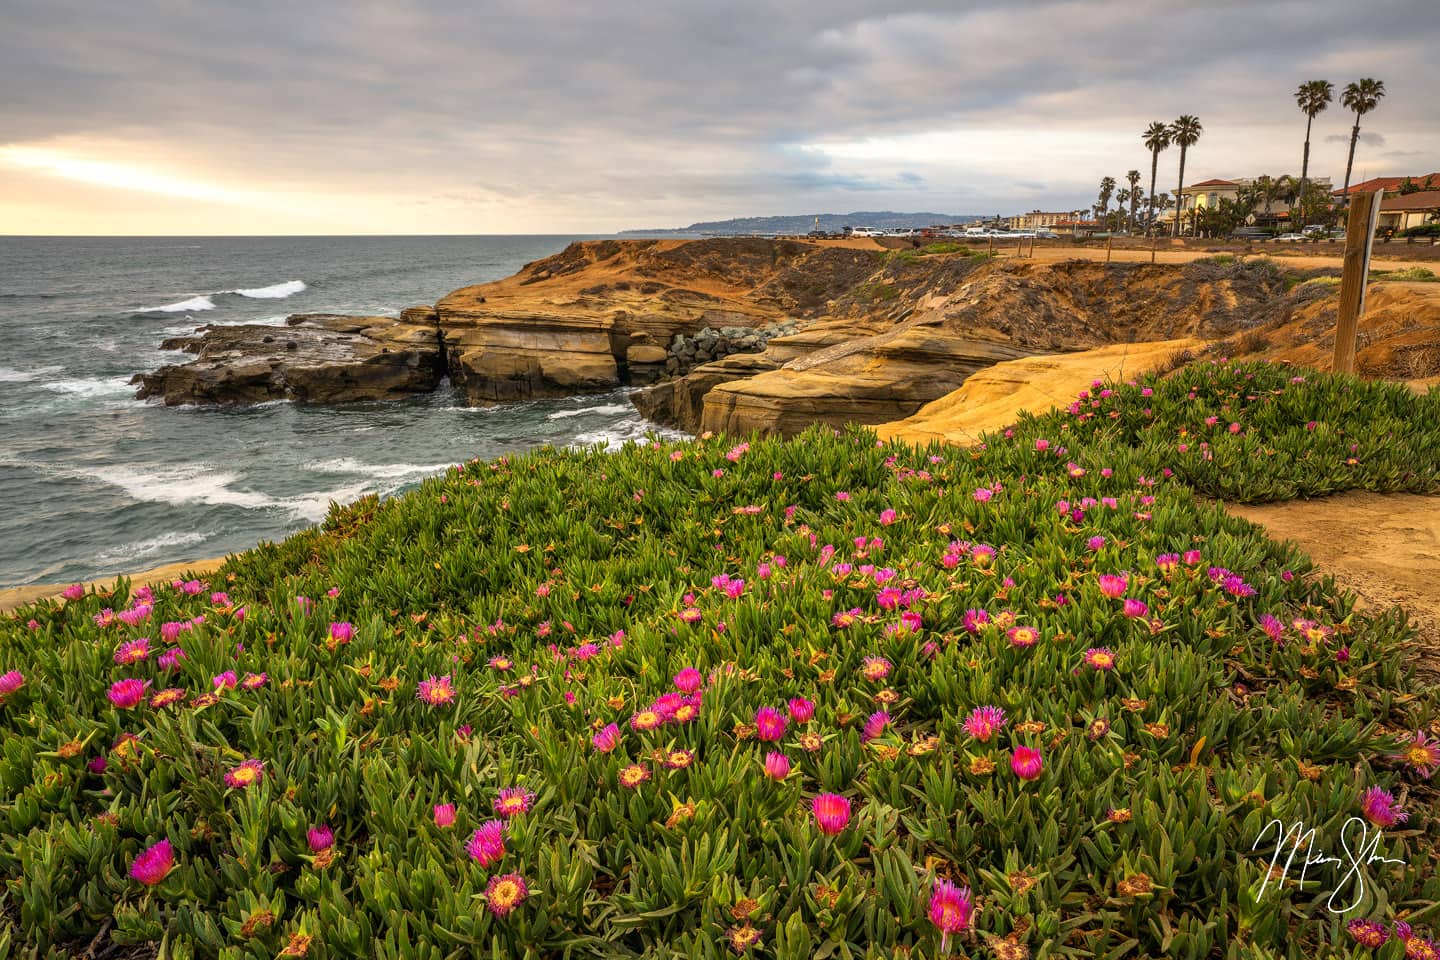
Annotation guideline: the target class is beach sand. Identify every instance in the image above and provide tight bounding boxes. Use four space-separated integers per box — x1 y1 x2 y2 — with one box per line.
0 555 230 614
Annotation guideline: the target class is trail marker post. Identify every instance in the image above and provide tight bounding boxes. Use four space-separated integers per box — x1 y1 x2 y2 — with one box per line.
1332 190 1384 374
1106 235 1113 262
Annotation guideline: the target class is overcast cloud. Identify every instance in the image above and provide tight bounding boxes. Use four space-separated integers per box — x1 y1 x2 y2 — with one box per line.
1 0 1436 234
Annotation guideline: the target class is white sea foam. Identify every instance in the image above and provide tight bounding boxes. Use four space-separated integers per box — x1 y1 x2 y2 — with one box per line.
309 458 452 480
80 464 278 510
40 376 135 398
282 482 376 522
0 365 63 383
568 416 688 449
95 530 208 564
144 295 216 313
546 403 632 420
161 315 289 336
230 280 306 299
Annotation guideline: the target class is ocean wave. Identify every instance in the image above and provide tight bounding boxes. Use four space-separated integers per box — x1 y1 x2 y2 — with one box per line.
161 315 289 336
230 280 307 299
80 464 277 510
546 403 632 420
0 365 64 383
568 416 688 450
308 458 452 480
139 279 304 314
95 530 209 564
142 295 215 313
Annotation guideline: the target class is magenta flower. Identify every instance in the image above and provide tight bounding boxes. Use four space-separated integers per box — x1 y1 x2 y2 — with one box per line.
787 697 815 723
239 672 267 691
812 793 852 835
963 705 1006 742
433 803 457 828
1007 626 1039 648
1121 598 1149 619
862 709 890 742
61 583 85 601
928 879 975 951
113 638 152 665
1083 648 1116 671
1361 787 1407 828
879 509 897 525
224 758 265 789
307 825 334 852
1087 536 1106 551
763 752 791 781
493 787 535 818
467 819 507 867
1011 746 1044 781
1097 574 1128 598
107 678 150 709
157 647 187 671
860 656 892 682
484 873 529 917
0 670 24 698
1258 614 1285 644
1394 731 1440 779
755 706 788 742
329 621 354 644
674 667 703 693
212 671 237 691
416 675 456 706
129 839 175 886
592 723 622 753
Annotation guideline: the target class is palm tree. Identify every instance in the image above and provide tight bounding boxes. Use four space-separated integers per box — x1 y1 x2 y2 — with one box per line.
1341 78 1386 203
1124 170 1142 232
1142 121 1171 234
1096 176 1116 225
1294 80 1333 220
1169 115 1203 237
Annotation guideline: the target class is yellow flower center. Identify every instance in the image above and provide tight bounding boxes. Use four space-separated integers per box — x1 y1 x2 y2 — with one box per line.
491 880 519 908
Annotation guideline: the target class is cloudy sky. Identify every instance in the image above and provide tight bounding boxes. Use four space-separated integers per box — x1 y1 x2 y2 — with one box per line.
2 0 1436 234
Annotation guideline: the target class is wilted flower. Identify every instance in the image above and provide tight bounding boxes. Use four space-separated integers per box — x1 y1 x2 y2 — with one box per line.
811 793 851 835
416 675 456 706
107 678 149 709
1011 747 1044 781
239 672 268 691
1347 919 1389 948
1087 718 1111 740
485 873 529 917
129 839 175 886
224 758 265 789
494 787 536 818
149 688 187 709
663 749 695 770
964 705 1007 742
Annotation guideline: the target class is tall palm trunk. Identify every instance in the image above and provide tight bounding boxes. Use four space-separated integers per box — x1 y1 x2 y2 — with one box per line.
1172 145 1188 238
1146 149 1159 235
1297 114 1314 223
1342 118 1361 202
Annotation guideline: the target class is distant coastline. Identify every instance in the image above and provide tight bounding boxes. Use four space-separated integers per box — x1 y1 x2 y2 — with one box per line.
619 210 988 237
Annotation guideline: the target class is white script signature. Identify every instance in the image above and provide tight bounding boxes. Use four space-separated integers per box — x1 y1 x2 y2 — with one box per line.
1251 817 1407 914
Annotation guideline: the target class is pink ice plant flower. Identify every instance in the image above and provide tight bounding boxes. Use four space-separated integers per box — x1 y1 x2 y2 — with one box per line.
1360 787 1407 828
787 697 815 723
763 752 791 780
107 679 150 709
1097 574 1128 598
591 723 622 753
129 839 175 886
467 819 507 867
307 825 334 852
811 793 852 835
0 671 26 698
928 879 975 952
755 706 788 741
433 803 457 827
1011 746 1044 781
1394 731 1440 779
963 705 1006 742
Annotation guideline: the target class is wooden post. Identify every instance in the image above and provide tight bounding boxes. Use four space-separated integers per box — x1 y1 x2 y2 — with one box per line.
988 234 994 258
1106 235 1113 262
1150 235 1157 263
1332 190 1384 374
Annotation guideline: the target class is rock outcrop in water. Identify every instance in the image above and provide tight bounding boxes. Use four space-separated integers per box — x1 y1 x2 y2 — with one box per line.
132 312 444 405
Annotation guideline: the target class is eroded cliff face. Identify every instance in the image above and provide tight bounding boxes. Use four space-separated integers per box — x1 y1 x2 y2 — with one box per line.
133 239 1306 420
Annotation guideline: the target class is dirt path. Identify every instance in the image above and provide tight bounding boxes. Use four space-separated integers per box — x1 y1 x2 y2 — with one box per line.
0 556 229 615
1223 492 1440 682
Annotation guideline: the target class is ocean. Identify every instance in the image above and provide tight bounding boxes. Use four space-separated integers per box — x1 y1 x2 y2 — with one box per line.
0 235 684 588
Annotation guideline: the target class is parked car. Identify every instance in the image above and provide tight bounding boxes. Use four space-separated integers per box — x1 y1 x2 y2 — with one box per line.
1273 233 1308 242
1229 226 1271 240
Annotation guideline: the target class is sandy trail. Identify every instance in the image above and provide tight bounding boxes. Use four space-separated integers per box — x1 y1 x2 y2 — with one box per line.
0 556 229 615
1223 493 1440 683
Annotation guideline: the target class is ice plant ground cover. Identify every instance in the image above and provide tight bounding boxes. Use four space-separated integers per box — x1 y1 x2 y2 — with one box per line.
2 361 1439 958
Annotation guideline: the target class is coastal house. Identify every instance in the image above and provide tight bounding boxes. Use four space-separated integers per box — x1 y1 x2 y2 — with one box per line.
1159 175 1334 230
1332 173 1440 199
1378 190 1440 232
1004 210 1075 231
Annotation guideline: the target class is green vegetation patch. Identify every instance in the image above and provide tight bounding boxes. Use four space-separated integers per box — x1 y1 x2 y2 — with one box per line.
2 363 1439 957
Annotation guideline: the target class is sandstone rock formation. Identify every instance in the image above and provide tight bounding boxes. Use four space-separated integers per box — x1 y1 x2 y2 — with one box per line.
132 312 444 405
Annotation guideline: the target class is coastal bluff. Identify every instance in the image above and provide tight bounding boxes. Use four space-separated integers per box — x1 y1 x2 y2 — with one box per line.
134 237 1307 427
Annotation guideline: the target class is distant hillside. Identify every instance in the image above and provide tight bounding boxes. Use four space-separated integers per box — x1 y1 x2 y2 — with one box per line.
619 211 989 236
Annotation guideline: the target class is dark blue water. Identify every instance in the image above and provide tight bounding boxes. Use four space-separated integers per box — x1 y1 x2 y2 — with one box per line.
0 236 681 588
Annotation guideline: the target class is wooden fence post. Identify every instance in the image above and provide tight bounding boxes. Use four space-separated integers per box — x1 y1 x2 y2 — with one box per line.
1106 236 1113 262
1332 189 1384 374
